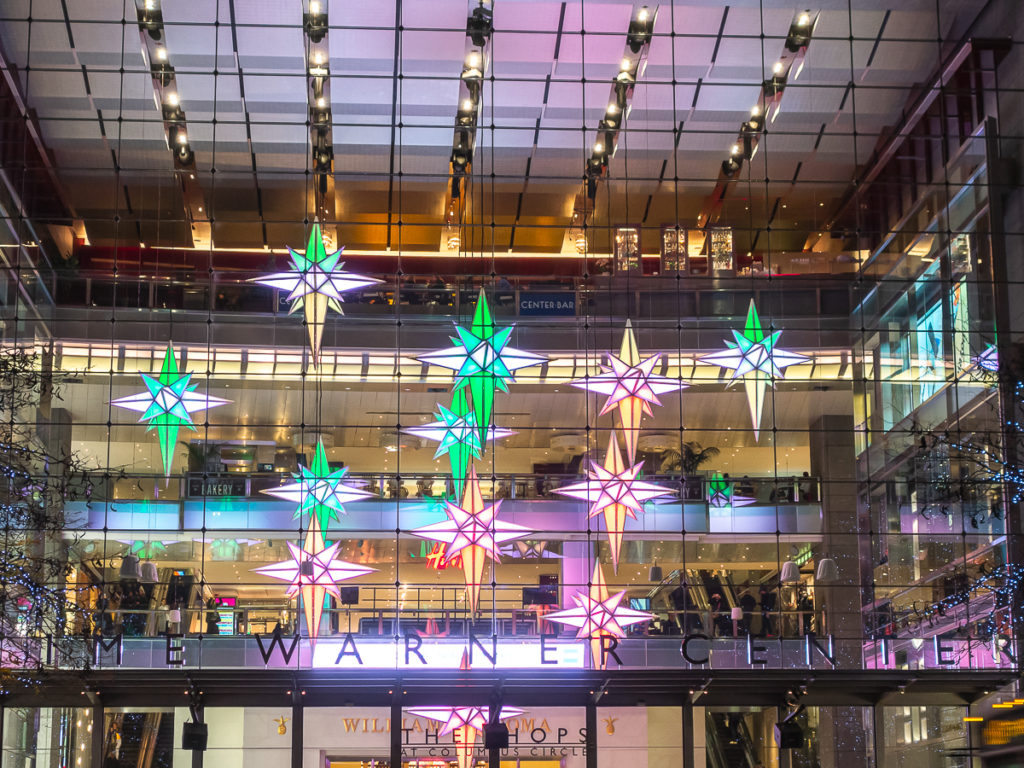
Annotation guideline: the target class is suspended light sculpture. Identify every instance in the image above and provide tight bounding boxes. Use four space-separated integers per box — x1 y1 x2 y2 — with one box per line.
545 561 652 670
707 473 755 509
402 390 516 498
700 299 807 441
261 438 373 531
418 289 545 444
410 466 531 613
253 517 374 643
553 434 673 572
407 703 524 768
975 344 999 373
250 222 382 365
111 345 231 477
569 321 686 462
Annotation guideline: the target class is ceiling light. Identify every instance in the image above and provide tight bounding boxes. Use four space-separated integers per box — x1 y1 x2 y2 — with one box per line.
313 52 324 65
731 144 740 155
594 142 604 154
637 7 649 22
798 12 810 26
309 0 321 14
144 0 156 9
166 92 179 106
620 57 632 71
156 47 167 61
177 131 187 144
462 98 473 111
317 96 325 107
773 61 784 74
467 51 480 68
607 103 618 115
751 105 761 116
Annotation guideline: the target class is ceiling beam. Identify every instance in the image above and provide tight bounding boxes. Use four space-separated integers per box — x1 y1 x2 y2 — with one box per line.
563 3 657 255
440 0 494 253
695 10 819 232
134 0 212 249
303 0 337 247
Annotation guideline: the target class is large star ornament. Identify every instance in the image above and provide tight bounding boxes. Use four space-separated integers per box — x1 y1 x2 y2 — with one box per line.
111 345 230 476
250 222 382 365
571 322 686 462
403 391 517 498
553 434 673 572
253 517 374 643
418 290 544 442
411 466 532 613
262 439 372 531
546 561 652 670
700 299 807 441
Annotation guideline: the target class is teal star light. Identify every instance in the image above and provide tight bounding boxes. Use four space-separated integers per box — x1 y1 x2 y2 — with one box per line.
418 290 545 442
700 299 807 441
261 439 373 531
111 345 230 477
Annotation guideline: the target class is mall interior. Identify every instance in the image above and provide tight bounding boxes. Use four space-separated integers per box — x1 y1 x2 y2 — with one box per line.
1 0 1024 767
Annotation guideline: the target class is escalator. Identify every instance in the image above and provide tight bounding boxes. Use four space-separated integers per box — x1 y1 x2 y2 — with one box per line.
103 711 174 768
706 712 759 768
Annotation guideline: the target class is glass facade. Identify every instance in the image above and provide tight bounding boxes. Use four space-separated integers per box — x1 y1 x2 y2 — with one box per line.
1 0 1024 767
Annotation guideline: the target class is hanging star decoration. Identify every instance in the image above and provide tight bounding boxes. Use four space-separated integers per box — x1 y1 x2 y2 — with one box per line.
545 561 652 670
261 439 373 531
403 391 517 499
706 473 754 509
699 299 807 441
570 321 686 462
250 222 382 365
253 517 374 643
111 345 231 477
553 434 673 572
974 344 999 373
409 654 525 768
411 466 531 613
418 289 545 443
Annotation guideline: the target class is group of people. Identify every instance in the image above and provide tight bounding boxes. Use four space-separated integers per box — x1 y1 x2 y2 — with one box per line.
95 589 221 637
666 578 817 638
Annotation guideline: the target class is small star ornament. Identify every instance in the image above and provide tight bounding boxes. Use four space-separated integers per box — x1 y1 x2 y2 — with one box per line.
553 433 673 571
411 466 531 613
111 345 230 477
545 561 652 669
700 299 807 441
571 322 686 462
253 517 374 643
261 439 373 531
707 473 754 509
418 290 544 442
250 222 382 365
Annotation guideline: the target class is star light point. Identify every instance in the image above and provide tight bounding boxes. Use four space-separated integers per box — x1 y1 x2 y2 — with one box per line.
407 705 525 768
545 561 652 670
700 300 807 441
110 345 230 477
411 466 531 613
553 433 673 571
253 517 374 643
250 222 382 365
571 322 686 462
261 439 372 531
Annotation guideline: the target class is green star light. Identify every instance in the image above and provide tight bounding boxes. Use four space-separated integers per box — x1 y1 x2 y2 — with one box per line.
111 345 230 476
418 290 544 443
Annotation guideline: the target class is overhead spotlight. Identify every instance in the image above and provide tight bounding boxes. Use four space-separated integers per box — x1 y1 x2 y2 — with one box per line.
466 5 494 48
166 92 179 107
721 156 742 177
593 142 604 155
627 7 654 53
317 96 326 108
746 111 764 133
620 57 633 72
304 3 328 43
786 12 813 52
772 61 784 75
730 144 740 156
461 98 474 112
138 5 163 41
176 131 188 145
466 51 481 69
155 47 167 61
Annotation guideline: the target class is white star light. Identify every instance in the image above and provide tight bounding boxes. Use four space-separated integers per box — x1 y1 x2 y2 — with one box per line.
545 561 652 669
411 466 532 612
700 299 807 440
553 434 673 571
